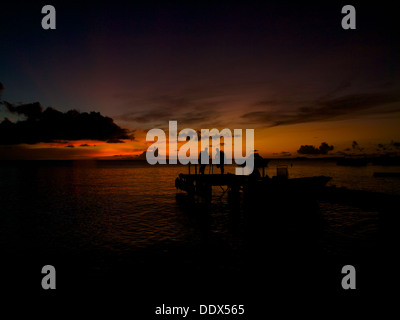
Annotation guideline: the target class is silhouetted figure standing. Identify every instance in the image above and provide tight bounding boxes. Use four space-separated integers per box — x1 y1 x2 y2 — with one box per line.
199 147 209 175
216 148 225 174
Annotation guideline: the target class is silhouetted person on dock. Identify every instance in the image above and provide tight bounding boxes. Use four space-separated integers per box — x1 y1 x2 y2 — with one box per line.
216 148 225 174
199 147 209 175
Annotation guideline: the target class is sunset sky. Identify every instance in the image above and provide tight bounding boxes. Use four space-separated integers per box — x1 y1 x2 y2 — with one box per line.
1 1 399 159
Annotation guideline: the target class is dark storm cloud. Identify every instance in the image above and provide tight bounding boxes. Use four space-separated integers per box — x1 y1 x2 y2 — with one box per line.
242 92 400 127
0 102 133 145
5 101 43 119
297 142 334 155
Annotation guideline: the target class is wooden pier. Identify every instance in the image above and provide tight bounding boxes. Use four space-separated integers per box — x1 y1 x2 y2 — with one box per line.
174 171 333 202
175 173 248 199
174 171 400 218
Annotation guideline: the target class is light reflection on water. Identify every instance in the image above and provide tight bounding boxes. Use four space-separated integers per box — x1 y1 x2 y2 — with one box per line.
0 160 396 260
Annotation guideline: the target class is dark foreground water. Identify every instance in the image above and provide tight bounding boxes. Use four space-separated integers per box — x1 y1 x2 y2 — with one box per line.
0 160 398 316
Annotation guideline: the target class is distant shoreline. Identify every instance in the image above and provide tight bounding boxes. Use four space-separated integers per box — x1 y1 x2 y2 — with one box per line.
0 155 399 164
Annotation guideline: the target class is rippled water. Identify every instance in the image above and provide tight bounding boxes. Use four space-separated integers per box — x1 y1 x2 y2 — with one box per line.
0 163 193 253
269 159 400 195
0 159 396 284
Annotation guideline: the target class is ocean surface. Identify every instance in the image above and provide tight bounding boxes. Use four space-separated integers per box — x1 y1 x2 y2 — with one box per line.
0 159 398 300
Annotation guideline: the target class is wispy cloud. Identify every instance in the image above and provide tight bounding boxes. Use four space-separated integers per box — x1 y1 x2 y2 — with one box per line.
115 93 227 128
241 91 400 127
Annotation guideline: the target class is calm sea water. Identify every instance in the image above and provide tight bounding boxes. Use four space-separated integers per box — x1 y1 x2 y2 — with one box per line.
0 159 397 286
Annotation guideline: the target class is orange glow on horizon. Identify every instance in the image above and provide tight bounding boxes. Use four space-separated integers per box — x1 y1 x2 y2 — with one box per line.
9 111 400 160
